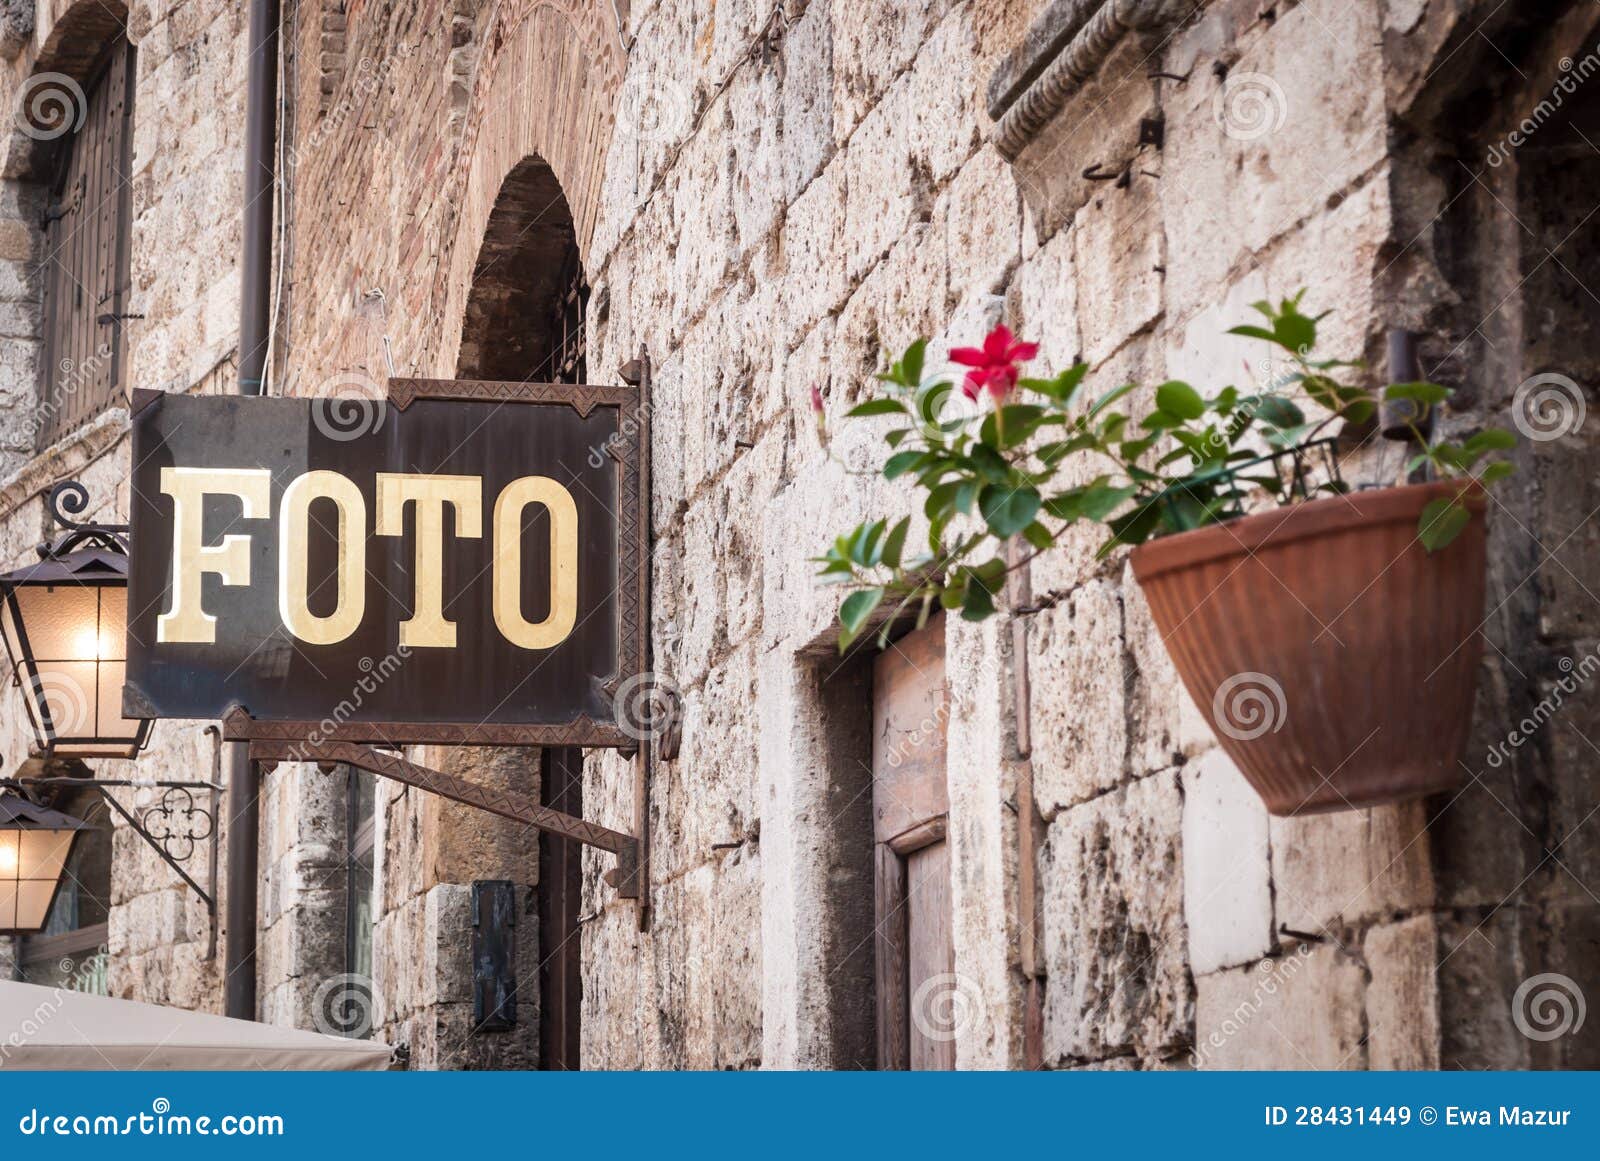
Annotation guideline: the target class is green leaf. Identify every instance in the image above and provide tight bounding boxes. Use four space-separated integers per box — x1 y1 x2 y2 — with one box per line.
1022 521 1054 550
885 428 912 447
960 568 998 621
1078 483 1138 521
925 480 962 521
847 399 909 418
1156 380 1205 421
881 517 910 569
979 485 1042 538
955 478 982 515
1031 363 1089 408
1419 497 1470 552
969 443 1011 484
883 450 925 480
1250 395 1305 429
1479 461 1515 484
1087 382 1137 420
1463 428 1517 458
839 586 885 646
1226 324 1279 344
901 340 927 389
1384 381 1451 405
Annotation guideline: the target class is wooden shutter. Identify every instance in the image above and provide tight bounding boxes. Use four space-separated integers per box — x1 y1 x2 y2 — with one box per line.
872 618 955 1070
37 39 135 449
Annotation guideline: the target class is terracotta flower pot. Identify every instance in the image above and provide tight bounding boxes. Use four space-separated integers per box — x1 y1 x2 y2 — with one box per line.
1129 481 1487 815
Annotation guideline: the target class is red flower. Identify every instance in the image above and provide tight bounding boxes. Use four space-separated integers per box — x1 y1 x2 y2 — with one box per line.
809 383 824 414
950 325 1039 403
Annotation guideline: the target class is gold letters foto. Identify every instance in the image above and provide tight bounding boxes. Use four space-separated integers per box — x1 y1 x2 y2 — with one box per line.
155 467 579 650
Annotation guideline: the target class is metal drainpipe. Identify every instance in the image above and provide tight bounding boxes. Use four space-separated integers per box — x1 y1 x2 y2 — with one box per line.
224 0 280 1022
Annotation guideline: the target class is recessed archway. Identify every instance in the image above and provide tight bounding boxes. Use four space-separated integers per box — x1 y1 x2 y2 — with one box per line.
456 154 588 1071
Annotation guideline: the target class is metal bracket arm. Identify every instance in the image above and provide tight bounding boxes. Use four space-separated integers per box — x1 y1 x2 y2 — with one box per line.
248 740 644 899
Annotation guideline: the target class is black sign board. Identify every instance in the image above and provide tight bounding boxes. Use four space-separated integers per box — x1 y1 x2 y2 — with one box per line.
125 380 649 749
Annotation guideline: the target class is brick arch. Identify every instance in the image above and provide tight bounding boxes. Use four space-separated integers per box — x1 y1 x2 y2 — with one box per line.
437 0 623 372
1 0 129 179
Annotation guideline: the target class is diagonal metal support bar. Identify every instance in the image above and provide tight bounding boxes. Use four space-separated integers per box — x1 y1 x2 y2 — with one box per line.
248 739 642 899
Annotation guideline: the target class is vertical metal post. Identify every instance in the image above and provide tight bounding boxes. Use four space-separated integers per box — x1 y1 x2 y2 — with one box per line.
225 0 280 1021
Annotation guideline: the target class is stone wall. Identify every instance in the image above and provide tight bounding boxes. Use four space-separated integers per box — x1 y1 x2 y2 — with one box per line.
0 0 247 1010
1 0 1595 1073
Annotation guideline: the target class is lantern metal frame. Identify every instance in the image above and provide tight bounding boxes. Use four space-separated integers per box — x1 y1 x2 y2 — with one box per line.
0 481 152 760
0 789 90 936
1 481 218 925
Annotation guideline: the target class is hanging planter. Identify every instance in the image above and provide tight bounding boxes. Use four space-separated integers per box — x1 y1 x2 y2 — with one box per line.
817 293 1514 816
1129 480 1487 814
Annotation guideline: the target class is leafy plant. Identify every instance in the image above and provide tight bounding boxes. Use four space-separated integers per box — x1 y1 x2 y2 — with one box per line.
815 293 1515 648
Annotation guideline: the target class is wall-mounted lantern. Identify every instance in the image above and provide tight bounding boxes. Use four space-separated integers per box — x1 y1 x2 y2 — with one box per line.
0 790 88 935
0 482 151 760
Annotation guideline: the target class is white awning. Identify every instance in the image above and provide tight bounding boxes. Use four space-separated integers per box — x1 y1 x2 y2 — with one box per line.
0 981 392 1071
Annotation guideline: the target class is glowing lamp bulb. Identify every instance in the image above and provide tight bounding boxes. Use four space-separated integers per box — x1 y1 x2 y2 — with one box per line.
0 844 16 874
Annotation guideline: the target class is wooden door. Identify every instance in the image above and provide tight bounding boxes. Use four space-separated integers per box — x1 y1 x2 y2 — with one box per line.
872 617 954 1070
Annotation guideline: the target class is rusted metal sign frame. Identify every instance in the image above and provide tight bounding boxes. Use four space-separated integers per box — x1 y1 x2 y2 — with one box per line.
223 359 657 924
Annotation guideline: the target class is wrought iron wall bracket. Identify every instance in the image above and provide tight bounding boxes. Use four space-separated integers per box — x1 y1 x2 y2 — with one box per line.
1 776 220 914
247 740 644 901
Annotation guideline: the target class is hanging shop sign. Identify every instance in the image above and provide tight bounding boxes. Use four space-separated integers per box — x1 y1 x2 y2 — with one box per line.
124 380 650 749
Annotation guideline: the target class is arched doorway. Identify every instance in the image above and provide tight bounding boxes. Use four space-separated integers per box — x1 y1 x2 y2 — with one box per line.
457 154 587 1071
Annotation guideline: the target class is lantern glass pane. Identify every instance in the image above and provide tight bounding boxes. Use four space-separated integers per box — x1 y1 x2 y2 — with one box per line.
97 660 144 742
0 828 18 879
26 659 97 740
18 827 75 880
13 880 58 931
10 583 101 663
0 881 17 929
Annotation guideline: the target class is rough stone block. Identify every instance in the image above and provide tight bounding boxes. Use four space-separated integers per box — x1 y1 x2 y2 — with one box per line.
1160 0 1387 311
1270 800 1435 935
780 0 835 201
1073 173 1164 364
1029 580 1128 814
842 76 918 287
1364 914 1441 1070
1039 771 1190 1063
943 146 1020 301
1194 941 1365 1069
1182 750 1273 976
